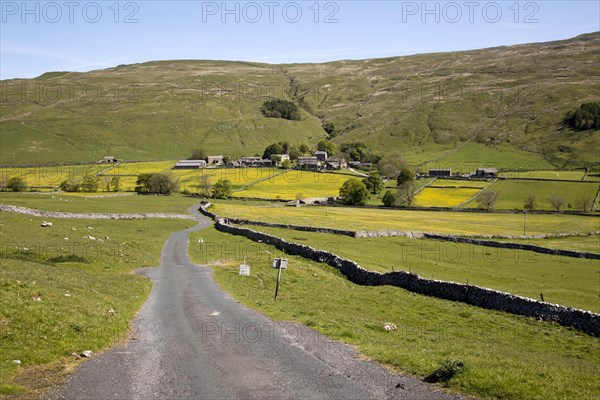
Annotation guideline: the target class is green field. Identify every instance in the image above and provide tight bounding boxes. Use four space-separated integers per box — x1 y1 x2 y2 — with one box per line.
493 235 600 254
500 170 590 181
187 226 600 400
0 192 198 214
238 224 600 312
461 180 599 211
209 200 600 236
414 142 556 173
0 212 190 395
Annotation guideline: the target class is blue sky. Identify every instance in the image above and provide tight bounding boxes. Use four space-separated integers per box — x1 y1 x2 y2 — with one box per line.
1 1 599 79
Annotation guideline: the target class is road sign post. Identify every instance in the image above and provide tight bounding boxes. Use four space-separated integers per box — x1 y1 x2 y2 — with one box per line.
273 258 288 301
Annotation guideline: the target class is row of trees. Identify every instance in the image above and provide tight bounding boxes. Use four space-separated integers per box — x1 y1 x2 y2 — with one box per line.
522 193 592 212
0 175 122 193
262 141 311 160
60 175 121 193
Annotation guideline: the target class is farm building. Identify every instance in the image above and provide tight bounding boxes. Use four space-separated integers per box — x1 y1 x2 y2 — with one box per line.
473 168 498 178
347 161 372 170
325 158 348 170
174 159 207 169
315 151 328 162
238 157 273 167
429 168 452 177
297 156 318 166
273 154 290 162
206 155 224 166
296 157 322 170
226 161 242 168
99 156 119 163
227 157 273 168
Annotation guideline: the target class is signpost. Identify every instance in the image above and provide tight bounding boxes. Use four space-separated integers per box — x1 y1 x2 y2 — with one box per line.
239 257 250 276
273 258 288 301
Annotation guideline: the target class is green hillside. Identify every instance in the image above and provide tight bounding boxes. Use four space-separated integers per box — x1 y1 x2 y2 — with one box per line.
1 33 599 167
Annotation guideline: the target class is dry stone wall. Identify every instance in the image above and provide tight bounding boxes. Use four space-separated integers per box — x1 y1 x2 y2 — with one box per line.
0 204 197 221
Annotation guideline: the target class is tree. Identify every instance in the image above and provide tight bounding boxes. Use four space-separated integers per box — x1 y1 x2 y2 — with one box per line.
565 101 600 131
213 179 232 199
382 190 397 207
271 154 282 165
548 194 566 212
378 152 406 178
189 148 207 160
339 178 370 206
396 166 416 186
59 180 80 192
263 143 284 160
260 99 301 120
288 147 302 160
147 173 178 195
317 140 337 157
198 174 212 197
299 143 310 155
81 175 99 193
524 194 538 211
477 190 499 211
135 173 154 194
340 142 368 162
280 159 292 169
576 196 592 211
110 176 121 192
362 173 384 194
6 177 26 192
396 181 418 206
322 121 337 137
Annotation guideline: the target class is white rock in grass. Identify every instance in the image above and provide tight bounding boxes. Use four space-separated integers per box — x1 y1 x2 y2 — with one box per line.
88 236 96 241
107 308 115 317
32 295 42 302
12 360 21 365
80 350 93 358
383 323 397 331
64 293 71 297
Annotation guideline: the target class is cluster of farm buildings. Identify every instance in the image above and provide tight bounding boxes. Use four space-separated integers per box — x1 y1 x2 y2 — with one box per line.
101 154 498 179
172 152 372 171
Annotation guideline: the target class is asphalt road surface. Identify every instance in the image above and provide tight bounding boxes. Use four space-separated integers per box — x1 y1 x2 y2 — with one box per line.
50 206 467 400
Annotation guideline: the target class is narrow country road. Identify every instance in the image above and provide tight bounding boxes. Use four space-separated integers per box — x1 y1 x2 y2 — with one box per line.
49 206 466 400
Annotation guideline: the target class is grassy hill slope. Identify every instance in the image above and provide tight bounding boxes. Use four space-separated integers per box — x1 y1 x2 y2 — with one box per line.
1 33 598 167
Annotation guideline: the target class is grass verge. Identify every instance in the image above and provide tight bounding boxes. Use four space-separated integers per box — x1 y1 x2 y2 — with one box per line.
0 212 190 397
